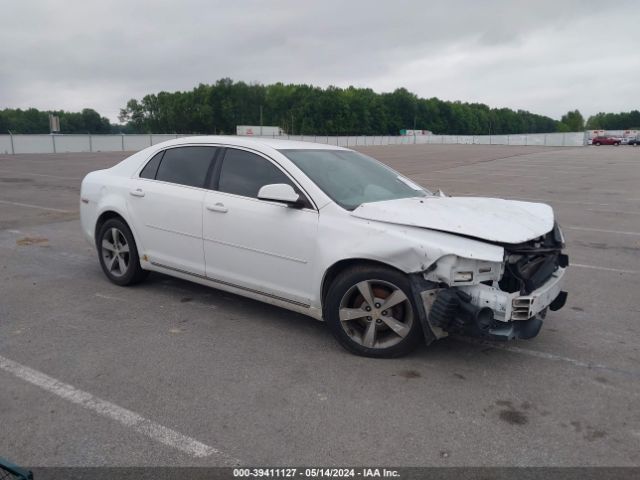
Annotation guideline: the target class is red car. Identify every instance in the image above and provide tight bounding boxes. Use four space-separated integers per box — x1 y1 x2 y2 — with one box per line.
591 136 621 146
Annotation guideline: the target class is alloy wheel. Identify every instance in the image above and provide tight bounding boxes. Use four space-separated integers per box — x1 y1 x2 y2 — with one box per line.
338 279 414 349
101 227 130 277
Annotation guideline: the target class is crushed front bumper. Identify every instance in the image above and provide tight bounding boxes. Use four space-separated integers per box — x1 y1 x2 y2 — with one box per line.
420 267 567 341
461 267 567 322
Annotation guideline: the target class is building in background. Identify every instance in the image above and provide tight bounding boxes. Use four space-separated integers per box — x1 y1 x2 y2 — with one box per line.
588 129 638 139
236 125 283 136
400 129 432 136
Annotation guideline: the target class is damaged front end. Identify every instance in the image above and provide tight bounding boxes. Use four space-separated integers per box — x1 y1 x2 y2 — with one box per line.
418 224 569 342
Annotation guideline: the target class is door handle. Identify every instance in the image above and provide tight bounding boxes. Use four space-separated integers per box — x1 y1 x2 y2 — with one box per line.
129 188 145 197
206 202 228 213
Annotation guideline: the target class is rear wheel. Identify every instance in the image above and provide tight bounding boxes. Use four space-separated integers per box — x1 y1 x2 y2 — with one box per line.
97 218 148 286
324 265 424 358
594 141 601 146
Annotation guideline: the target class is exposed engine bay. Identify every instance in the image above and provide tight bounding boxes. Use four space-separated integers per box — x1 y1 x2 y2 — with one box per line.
420 224 569 342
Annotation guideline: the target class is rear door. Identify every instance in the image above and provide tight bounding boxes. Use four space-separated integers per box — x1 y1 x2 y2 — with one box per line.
202 147 318 305
127 146 218 275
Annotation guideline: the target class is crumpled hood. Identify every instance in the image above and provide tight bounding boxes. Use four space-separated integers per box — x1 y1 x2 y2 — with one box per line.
351 196 554 244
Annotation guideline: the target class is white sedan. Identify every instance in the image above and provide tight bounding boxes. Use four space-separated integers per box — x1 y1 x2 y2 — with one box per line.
80 136 568 357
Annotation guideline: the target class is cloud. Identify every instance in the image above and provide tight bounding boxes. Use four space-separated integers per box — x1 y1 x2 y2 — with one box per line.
1 0 637 122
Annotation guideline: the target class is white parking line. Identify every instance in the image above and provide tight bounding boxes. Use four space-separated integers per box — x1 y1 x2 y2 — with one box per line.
0 354 240 464
572 263 639 274
0 199 74 213
565 225 640 236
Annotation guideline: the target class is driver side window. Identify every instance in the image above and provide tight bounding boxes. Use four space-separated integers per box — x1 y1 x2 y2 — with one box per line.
217 148 295 199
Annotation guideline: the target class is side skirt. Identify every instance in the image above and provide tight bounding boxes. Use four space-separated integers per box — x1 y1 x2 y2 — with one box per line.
145 260 324 321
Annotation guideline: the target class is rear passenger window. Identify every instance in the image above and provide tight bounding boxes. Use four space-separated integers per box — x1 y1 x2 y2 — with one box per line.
155 147 215 188
218 149 294 198
139 151 164 179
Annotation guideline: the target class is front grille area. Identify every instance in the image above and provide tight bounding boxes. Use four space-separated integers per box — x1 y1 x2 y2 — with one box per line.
498 226 566 295
500 251 560 294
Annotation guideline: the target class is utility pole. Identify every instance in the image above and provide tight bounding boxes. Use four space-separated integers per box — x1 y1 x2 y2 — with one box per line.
260 105 263 136
291 112 294 136
413 114 417 144
8 130 15 154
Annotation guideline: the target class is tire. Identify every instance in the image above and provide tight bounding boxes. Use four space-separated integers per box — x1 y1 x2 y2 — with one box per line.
594 142 601 146
614 142 620 146
324 265 424 358
97 218 148 286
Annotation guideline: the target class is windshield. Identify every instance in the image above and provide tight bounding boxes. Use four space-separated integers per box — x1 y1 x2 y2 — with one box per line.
280 149 429 210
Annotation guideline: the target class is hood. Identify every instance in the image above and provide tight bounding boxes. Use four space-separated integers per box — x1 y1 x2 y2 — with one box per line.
351 196 554 244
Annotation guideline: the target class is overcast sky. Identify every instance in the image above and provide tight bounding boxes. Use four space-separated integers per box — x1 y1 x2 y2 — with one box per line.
1 0 638 123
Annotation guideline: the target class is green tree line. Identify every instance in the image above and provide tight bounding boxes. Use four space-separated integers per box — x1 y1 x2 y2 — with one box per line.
118 79 561 135
2 80 638 135
0 108 116 134
585 110 640 130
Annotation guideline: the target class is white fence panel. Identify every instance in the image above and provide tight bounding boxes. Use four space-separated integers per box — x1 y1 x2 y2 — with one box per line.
151 134 179 145
527 135 545 146
14 135 53 154
92 135 124 152
544 133 563 147
566 132 586 146
123 135 151 151
508 135 526 145
54 135 91 153
1 132 587 154
0 135 13 154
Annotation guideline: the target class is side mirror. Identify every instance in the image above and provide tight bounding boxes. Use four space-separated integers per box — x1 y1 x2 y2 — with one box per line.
257 183 302 207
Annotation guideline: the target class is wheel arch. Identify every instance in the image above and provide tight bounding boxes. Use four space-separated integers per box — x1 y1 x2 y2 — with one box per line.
95 210 126 247
94 209 144 258
320 258 408 312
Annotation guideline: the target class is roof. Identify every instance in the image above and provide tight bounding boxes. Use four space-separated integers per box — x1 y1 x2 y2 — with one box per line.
108 135 350 178
156 135 348 151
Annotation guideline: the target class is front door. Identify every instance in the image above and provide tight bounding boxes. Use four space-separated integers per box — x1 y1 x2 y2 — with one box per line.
203 147 318 305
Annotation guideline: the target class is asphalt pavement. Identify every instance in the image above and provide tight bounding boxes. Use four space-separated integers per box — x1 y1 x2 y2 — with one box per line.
0 144 639 467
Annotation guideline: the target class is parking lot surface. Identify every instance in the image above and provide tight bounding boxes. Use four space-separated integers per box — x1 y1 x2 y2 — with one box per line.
1 144 639 466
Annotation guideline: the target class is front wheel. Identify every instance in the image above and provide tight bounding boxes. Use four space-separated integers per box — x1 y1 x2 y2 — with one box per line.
97 218 148 286
324 265 424 358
